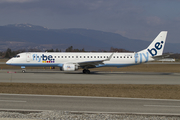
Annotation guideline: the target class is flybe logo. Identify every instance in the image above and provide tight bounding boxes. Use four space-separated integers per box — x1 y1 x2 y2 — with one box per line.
135 52 149 64
67 66 71 69
148 41 164 56
32 54 55 63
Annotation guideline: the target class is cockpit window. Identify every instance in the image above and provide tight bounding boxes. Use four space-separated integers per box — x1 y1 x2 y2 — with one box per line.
14 55 20 58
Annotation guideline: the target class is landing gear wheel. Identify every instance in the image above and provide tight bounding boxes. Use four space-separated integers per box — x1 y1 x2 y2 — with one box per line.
83 69 85 74
86 70 90 74
82 69 90 74
22 70 26 73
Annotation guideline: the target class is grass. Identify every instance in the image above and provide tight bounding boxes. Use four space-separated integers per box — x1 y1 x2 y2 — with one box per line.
92 64 180 73
0 83 180 99
0 59 8 62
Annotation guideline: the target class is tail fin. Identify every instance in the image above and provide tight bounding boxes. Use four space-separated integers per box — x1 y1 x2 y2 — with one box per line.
139 31 168 57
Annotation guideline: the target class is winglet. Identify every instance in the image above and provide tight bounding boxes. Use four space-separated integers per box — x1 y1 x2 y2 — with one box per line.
104 53 114 61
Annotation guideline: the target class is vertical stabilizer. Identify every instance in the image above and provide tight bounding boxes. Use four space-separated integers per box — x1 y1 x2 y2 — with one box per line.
139 31 168 57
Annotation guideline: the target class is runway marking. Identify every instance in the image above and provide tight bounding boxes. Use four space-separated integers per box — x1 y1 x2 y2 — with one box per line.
1 93 180 102
0 100 26 103
144 105 180 108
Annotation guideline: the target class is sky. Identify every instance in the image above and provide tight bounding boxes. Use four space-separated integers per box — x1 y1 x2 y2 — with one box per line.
0 0 180 43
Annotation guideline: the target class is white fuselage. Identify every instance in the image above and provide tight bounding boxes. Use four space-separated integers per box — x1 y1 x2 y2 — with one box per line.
6 52 154 68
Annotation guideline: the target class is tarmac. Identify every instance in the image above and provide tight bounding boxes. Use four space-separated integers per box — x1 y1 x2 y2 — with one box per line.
0 69 180 84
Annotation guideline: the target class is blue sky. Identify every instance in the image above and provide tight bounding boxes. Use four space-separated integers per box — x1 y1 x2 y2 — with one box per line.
0 0 180 43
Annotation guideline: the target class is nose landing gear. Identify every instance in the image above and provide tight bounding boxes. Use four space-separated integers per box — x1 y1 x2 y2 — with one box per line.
21 66 26 73
22 69 26 73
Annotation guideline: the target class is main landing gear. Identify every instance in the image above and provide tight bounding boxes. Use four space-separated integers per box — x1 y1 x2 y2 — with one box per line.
83 69 90 74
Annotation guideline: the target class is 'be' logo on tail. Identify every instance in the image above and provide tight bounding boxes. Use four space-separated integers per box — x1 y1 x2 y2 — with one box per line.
148 41 164 56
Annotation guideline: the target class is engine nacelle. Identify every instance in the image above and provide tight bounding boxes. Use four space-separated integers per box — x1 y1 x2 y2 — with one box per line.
61 64 78 71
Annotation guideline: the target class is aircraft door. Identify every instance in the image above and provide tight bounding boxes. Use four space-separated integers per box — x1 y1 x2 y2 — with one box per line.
26 53 31 62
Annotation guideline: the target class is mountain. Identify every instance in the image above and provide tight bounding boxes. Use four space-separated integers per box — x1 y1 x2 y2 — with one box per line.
0 23 179 53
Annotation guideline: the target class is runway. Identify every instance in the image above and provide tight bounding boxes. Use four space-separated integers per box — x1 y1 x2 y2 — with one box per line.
0 94 180 115
0 70 180 84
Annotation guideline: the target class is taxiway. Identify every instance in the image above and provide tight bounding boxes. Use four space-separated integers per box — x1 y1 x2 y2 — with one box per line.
0 70 180 84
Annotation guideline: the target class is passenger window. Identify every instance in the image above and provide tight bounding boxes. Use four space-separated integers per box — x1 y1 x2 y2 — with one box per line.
72 56 74 58
69 56 70 58
91 56 92 58
104 56 105 58
84 56 86 58
65 56 67 58
62 56 63 58
113 56 115 58
117 56 119 58
94 56 96 58
76 56 78 58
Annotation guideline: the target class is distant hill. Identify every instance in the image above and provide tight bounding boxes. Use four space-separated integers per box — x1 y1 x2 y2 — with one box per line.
0 23 179 53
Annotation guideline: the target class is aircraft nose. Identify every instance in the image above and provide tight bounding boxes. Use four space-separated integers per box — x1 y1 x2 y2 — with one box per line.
6 59 12 65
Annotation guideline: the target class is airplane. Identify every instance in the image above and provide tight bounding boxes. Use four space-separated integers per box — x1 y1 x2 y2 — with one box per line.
6 31 168 74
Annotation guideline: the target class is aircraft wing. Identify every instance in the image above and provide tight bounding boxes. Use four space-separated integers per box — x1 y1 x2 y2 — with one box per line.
77 53 114 68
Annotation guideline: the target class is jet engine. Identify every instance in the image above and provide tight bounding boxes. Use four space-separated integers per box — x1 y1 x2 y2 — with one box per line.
61 64 78 71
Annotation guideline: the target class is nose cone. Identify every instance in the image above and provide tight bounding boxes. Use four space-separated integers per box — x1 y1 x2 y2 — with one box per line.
6 59 12 65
